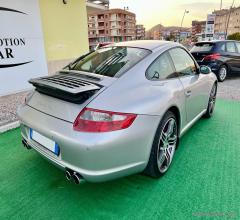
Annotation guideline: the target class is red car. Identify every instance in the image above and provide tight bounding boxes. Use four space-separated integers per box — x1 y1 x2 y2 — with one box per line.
95 42 113 50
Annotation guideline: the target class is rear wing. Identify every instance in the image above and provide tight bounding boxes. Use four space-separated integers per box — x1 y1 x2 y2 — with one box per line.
29 73 102 104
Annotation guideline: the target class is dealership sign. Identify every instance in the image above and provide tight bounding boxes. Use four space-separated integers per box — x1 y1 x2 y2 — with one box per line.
205 14 216 41
0 0 47 96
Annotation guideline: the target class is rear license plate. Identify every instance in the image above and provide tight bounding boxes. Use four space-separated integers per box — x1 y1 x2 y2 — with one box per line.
29 129 60 155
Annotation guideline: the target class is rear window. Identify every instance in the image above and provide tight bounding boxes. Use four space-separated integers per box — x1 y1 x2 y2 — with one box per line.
191 43 214 52
69 47 151 77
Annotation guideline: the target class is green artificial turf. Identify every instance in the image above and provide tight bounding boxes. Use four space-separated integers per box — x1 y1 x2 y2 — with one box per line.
0 99 240 220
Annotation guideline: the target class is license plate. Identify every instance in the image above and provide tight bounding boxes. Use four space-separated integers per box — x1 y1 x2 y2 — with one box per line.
29 129 60 155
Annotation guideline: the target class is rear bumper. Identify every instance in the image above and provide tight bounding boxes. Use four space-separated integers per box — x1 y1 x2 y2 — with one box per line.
17 105 160 182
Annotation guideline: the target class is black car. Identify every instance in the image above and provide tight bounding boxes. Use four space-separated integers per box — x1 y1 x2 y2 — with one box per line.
191 40 240 82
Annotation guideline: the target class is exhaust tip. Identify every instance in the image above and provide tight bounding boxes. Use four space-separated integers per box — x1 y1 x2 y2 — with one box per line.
22 139 31 150
72 172 84 185
65 170 72 181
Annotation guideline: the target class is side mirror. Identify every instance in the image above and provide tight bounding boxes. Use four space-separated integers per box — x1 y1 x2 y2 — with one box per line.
200 65 211 74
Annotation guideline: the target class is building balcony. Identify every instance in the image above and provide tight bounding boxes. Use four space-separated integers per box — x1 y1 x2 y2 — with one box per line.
89 33 107 38
88 34 98 38
86 0 109 14
110 26 121 29
110 18 122 22
98 26 105 30
88 27 97 30
124 27 135 30
97 18 105 22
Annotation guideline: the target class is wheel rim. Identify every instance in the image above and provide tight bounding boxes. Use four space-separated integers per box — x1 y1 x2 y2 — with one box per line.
157 118 177 173
209 85 217 114
219 67 227 81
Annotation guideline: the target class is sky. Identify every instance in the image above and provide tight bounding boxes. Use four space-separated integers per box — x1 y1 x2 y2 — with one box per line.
109 0 239 30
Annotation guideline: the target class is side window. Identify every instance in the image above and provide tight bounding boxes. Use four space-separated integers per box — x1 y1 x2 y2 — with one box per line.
226 42 237 53
219 43 226 52
235 42 240 54
169 48 197 77
146 52 176 80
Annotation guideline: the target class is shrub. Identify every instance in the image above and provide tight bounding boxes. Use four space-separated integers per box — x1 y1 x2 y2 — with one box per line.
227 33 240 41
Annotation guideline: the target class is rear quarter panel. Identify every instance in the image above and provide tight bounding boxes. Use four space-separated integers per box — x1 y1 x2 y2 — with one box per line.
87 44 187 131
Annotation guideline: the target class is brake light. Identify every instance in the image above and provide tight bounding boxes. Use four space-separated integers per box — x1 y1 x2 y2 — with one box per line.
203 53 220 61
73 108 137 132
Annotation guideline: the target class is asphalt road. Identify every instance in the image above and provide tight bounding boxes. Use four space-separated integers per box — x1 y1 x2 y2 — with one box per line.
0 76 239 127
217 76 240 101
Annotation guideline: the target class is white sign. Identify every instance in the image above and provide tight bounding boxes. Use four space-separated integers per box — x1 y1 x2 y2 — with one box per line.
205 14 216 41
0 0 48 96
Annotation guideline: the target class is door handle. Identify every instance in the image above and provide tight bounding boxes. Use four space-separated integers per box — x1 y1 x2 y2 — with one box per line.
185 90 191 97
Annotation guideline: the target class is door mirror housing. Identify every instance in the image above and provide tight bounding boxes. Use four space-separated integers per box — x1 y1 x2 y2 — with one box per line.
199 65 211 74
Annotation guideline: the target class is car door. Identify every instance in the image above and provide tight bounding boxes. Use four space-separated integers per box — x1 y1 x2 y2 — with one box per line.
146 51 187 125
169 47 207 123
234 42 240 72
225 41 240 72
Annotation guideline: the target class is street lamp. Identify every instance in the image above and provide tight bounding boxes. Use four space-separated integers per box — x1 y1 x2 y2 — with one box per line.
179 9 189 42
225 0 235 38
180 10 189 30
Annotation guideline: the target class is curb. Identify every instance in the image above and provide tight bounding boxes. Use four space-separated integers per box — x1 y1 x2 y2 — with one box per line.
0 121 20 134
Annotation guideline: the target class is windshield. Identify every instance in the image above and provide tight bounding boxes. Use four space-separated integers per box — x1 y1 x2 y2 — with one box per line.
191 43 214 53
69 47 151 77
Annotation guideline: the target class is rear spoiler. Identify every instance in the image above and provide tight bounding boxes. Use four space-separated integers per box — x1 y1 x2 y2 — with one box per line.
29 73 102 104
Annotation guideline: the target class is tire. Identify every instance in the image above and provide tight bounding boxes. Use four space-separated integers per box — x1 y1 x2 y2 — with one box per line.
217 65 228 82
204 83 217 118
144 111 178 178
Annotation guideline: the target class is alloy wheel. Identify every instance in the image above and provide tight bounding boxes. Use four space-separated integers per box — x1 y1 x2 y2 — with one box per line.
219 66 227 81
157 118 177 173
209 84 217 115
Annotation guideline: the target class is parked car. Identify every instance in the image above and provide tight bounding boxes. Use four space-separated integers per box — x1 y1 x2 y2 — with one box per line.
191 40 240 82
94 42 113 51
18 41 217 183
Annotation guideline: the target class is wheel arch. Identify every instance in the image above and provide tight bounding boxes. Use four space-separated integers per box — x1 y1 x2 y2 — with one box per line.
220 62 231 72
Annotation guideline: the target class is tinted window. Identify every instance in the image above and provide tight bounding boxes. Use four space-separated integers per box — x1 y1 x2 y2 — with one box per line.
235 42 240 53
218 43 226 52
169 48 197 76
226 42 237 53
147 52 176 80
191 43 214 52
70 47 151 77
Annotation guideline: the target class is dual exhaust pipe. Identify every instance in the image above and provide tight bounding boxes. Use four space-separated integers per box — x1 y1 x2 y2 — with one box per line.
65 169 84 184
22 139 83 184
22 139 32 150
22 139 84 185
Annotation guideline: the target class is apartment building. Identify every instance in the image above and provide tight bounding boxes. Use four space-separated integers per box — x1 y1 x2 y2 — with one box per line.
191 20 206 37
214 7 240 36
88 9 136 49
136 24 145 40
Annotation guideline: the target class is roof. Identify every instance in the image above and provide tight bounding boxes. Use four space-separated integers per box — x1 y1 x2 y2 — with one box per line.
195 40 237 44
112 40 179 51
88 8 135 16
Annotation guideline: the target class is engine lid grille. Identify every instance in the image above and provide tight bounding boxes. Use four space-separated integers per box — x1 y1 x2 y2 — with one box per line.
29 74 101 95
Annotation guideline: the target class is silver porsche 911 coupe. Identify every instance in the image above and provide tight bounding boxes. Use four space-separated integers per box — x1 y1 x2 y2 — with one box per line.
18 40 217 183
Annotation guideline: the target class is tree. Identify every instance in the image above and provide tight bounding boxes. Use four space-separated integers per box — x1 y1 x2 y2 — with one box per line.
227 32 240 41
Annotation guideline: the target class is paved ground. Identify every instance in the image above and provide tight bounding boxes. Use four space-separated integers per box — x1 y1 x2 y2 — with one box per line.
0 76 239 127
217 76 240 101
0 91 28 127
1 100 240 219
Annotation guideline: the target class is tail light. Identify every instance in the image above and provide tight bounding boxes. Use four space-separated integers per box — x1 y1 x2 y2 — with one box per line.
73 108 137 132
203 53 220 61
